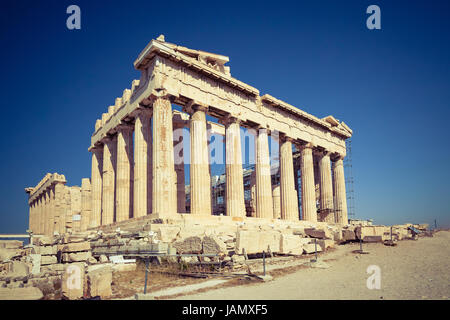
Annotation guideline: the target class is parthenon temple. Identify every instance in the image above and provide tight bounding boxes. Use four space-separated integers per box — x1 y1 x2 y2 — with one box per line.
25 35 352 236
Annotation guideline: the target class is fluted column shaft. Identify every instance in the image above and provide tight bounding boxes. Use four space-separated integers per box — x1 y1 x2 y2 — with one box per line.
152 97 177 216
90 147 103 228
300 145 317 222
102 136 117 225
44 192 50 236
173 120 186 213
29 202 33 232
332 157 348 225
225 118 245 217
48 187 55 236
134 109 152 218
54 183 65 234
190 107 212 215
255 128 274 219
319 151 334 223
280 137 299 221
37 197 42 234
116 125 134 222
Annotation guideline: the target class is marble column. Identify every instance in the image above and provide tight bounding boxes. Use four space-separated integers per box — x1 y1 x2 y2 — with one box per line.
54 182 65 234
255 127 274 219
224 117 245 217
102 136 117 225
319 151 334 223
134 108 152 218
28 201 33 232
90 146 103 228
39 196 44 234
300 144 317 222
332 156 348 225
190 106 212 215
42 192 47 236
280 136 299 221
80 178 92 231
152 96 177 216
116 124 134 222
173 117 186 213
48 187 55 236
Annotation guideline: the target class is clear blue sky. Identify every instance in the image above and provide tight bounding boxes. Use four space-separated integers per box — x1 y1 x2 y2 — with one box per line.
1 0 449 233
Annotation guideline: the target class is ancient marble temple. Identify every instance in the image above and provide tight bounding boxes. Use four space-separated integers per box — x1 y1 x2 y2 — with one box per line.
26 35 352 236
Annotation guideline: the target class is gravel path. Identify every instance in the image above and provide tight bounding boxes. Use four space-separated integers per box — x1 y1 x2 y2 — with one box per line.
176 231 450 300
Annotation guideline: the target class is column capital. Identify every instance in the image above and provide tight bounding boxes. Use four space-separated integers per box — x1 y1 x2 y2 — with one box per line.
185 100 209 114
299 142 315 150
149 90 172 102
220 114 241 126
117 123 134 133
331 153 345 162
314 148 331 158
135 107 153 119
280 133 295 143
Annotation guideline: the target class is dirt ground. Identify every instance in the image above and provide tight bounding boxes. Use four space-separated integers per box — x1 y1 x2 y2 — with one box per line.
173 230 450 300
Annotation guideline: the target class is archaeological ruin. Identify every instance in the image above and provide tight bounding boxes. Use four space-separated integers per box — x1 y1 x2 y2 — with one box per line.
8 35 431 300
25 35 353 235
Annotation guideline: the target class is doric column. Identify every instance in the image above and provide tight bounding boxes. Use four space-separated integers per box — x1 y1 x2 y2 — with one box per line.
48 187 55 236
190 105 212 215
101 136 117 225
318 150 334 223
332 156 348 225
39 196 44 234
255 127 274 219
116 124 134 222
224 117 245 217
152 96 177 216
54 182 66 234
300 144 317 222
134 108 152 218
80 178 92 231
280 136 299 221
173 116 186 213
90 146 103 228
42 191 48 236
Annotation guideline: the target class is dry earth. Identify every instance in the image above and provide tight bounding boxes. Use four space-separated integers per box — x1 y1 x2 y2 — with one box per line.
174 230 450 300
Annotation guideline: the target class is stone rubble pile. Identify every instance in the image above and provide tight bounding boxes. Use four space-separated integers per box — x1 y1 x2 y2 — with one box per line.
0 220 430 299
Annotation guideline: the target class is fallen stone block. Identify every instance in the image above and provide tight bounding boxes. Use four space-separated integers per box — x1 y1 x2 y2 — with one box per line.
279 235 305 256
303 243 323 254
342 229 356 241
60 242 91 253
355 226 386 240
112 263 136 273
304 228 327 239
202 235 227 255
235 230 281 254
317 239 335 250
63 251 92 262
135 293 155 300
363 236 383 243
26 254 41 275
87 265 112 299
34 245 57 255
41 255 58 265
37 237 54 246
62 263 85 300
0 286 43 300
4 261 30 278
152 225 181 242
0 248 19 263
173 236 202 254
0 240 23 249
231 255 246 264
